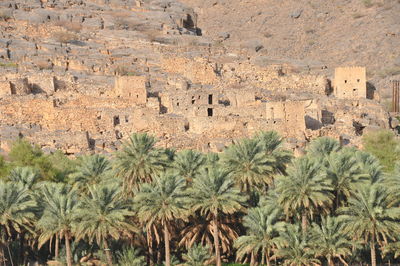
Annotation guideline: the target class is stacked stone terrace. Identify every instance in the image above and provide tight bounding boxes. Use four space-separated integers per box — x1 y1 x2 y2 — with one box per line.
0 0 390 155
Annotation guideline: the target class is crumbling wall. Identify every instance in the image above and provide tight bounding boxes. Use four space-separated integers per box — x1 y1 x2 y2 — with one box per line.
161 57 218 84
225 89 255 107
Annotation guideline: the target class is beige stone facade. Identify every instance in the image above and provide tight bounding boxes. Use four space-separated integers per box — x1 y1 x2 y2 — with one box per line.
334 67 367 99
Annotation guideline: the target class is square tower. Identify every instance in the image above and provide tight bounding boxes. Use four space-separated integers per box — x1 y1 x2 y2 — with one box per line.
334 67 366 99
114 76 147 104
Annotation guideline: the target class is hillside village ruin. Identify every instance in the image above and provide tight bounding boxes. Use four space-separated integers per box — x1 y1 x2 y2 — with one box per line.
0 0 393 156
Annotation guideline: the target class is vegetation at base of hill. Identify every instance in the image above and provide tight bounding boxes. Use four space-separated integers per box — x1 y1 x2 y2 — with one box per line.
0 132 400 266
362 129 400 172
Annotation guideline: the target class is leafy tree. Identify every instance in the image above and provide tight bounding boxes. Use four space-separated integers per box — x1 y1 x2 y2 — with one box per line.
276 157 333 232
310 216 352 266
339 183 400 266
188 167 246 266
222 138 274 193
134 173 187 266
172 150 205 184
8 138 55 180
275 224 320 266
0 181 36 264
114 133 169 192
47 150 77 183
116 247 146 266
235 206 284 266
362 129 400 172
75 184 136 265
69 154 113 193
36 183 78 266
0 155 11 179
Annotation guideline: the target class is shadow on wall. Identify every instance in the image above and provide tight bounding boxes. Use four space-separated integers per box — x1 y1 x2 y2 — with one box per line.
325 79 333 96
305 115 322 130
366 82 376 100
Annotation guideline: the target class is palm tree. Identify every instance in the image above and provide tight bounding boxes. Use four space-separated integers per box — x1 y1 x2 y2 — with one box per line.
188 167 247 266
275 224 320 266
235 206 284 266
276 157 333 232
36 183 78 266
325 148 366 208
114 133 169 192
255 131 293 175
74 184 136 266
179 214 239 257
222 138 274 193
172 150 205 184
116 247 146 266
339 183 400 266
385 163 400 207
134 173 188 266
0 181 36 265
8 166 40 189
310 216 352 266
355 151 384 184
69 154 112 193
306 137 341 159
182 243 212 266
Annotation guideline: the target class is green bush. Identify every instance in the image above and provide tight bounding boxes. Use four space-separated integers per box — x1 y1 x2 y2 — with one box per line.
362 129 400 172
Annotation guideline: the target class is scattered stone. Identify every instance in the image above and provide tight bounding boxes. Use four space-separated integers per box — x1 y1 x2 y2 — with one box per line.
290 9 303 19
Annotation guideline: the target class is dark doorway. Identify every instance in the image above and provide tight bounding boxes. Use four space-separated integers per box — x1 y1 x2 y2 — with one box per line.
113 115 120 126
207 108 213 117
208 94 213 104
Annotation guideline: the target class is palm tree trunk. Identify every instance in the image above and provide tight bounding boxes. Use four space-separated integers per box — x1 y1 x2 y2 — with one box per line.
301 210 308 233
213 212 221 266
64 232 73 266
266 251 271 266
261 250 265 265
371 232 376 266
103 239 113 266
164 221 170 266
0 243 4 266
19 232 25 265
147 229 154 266
55 233 59 259
328 256 333 266
338 255 348 266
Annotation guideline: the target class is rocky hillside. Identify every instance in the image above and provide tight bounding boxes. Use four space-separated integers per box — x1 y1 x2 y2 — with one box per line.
182 0 400 93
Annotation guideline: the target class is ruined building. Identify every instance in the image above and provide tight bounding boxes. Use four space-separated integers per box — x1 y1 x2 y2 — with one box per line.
0 0 390 156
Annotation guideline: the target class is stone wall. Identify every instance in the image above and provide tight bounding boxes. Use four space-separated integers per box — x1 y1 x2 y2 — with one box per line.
161 57 218 85
114 76 148 104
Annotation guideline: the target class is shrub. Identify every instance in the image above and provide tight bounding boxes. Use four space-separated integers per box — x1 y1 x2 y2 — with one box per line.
116 247 145 266
52 31 79 43
54 20 82 33
0 9 12 21
362 0 374 8
362 129 400 172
